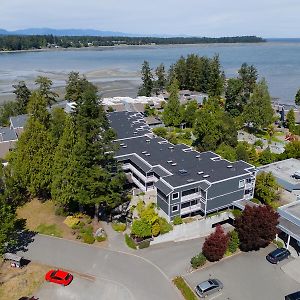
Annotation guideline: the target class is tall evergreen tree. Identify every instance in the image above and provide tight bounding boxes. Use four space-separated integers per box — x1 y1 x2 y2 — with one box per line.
286 109 296 133
10 92 54 198
174 56 187 89
154 63 166 93
138 61 153 97
12 81 31 114
295 88 300 106
208 55 224 97
242 79 274 131
225 78 244 116
35 76 58 106
162 79 182 127
238 63 258 102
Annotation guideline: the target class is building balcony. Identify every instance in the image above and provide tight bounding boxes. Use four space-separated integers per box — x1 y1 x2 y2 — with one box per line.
181 203 204 215
122 164 156 183
181 192 205 202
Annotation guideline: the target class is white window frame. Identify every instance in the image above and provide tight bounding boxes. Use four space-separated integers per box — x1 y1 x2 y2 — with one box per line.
239 179 245 188
172 205 179 212
172 192 179 200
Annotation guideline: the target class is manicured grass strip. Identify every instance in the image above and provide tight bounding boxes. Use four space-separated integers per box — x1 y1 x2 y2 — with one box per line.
125 233 137 249
173 276 198 300
36 223 63 237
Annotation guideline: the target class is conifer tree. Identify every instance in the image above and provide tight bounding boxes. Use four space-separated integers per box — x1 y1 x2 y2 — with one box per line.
12 81 31 114
162 78 182 127
242 79 274 131
35 76 58 106
154 63 166 93
138 61 153 96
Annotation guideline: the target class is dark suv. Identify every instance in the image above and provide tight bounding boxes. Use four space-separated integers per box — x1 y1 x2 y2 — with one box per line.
285 291 300 300
266 248 290 264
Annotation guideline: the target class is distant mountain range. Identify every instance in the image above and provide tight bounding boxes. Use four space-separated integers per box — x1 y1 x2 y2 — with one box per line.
0 28 172 37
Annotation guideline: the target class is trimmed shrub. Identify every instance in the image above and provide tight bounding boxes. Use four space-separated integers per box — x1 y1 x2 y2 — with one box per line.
112 222 127 232
83 233 95 244
202 225 229 262
173 216 183 225
231 209 242 218
227 230 240 253
64 216 80 228
152 222 160 236
125 234 137 250
138 240 150 249
131 218 152 238
190 253 206 269
96 236 106 242
273 240 284 248
159 217 173 234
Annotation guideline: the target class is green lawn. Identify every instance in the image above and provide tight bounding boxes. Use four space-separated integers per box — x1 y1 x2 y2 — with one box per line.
35 223 63 237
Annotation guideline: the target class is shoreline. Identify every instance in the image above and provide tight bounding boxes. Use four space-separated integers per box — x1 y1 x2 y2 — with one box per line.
0 41 269 54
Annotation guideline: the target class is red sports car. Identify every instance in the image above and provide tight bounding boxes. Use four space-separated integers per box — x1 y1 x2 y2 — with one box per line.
45 269 73 286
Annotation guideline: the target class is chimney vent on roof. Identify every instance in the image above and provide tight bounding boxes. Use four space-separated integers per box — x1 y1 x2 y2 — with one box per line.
145 153 151 156
171 163 177 166
167 160 173 163
142 151 147 154
169 146 174 149
203 174 210 178
146 139 151 143
198 171 204 175
227 165 233 168
122 145 127 148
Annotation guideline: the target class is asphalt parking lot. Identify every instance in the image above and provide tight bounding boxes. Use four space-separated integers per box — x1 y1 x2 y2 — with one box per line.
35 274 133 300
184 245 300 300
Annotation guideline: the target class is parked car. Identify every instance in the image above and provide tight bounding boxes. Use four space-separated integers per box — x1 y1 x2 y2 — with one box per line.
266 248 290 264
45 269 73 286
285 291 300 300
195 279 223 298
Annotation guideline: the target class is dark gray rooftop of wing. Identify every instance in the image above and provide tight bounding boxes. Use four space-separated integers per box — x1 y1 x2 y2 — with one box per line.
0 127 18 142
108 111 151 140
155 179 173 195
115 135 254 187
10 114 28 129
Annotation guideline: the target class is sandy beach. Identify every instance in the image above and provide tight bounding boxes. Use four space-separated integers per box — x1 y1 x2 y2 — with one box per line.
0 68 141 104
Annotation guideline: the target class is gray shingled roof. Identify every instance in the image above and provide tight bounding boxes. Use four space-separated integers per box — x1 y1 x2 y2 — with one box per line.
0 127 18 142
10 114 28 129
108 111 151 140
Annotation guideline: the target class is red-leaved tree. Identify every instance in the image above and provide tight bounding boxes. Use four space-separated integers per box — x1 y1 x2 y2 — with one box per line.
235 205 279 251
202 224 229 262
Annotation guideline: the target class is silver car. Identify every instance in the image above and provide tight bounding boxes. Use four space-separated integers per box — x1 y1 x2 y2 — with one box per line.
195 279 223 298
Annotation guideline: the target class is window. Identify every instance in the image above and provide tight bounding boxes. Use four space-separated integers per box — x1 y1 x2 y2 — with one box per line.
172 192 179 200
172 205 179 212
239 180 245 188
181 202 190 209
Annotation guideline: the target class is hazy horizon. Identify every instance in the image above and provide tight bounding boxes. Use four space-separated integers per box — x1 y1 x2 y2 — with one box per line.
1 0 300 38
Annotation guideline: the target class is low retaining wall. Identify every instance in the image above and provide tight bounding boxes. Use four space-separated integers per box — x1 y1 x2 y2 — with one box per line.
151 212 233 245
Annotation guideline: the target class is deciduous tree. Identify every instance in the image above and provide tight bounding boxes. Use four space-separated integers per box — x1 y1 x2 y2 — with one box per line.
202 224 229 262
235 205 279 251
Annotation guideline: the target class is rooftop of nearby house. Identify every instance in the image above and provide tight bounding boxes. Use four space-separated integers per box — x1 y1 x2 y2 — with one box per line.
0 127 18 142
9 114 28 129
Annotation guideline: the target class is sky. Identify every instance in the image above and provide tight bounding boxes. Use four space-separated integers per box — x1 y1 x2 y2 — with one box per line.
1 0 300 37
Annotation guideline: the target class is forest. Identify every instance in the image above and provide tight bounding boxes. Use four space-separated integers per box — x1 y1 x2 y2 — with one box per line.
0 35 265 51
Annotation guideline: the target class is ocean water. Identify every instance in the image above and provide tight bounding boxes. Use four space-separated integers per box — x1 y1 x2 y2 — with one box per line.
0 42 300 104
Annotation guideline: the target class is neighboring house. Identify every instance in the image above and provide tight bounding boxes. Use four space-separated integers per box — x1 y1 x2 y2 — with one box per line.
108 111 256 221
273 102 300 124
277 201 300 250
0 127 18 158
144 116 163 128
258 159 300 201
9 114 28 137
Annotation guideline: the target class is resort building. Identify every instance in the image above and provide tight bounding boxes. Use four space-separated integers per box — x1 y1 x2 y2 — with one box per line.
108 111 257 221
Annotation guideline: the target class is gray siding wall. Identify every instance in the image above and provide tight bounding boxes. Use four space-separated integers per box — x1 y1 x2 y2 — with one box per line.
206 190 244 211
157 195 169 216
207 175 249 199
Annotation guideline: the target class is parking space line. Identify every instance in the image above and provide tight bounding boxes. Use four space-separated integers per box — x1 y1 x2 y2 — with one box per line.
208 292 222 300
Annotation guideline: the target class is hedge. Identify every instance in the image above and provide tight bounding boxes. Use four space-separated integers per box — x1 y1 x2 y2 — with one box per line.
173 276 198 300
190 253 206 269
125 234 137 250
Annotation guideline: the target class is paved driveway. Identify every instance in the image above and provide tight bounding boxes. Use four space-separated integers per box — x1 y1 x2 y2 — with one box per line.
184 246 300 300
36 276 132 300
19 235 180 300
